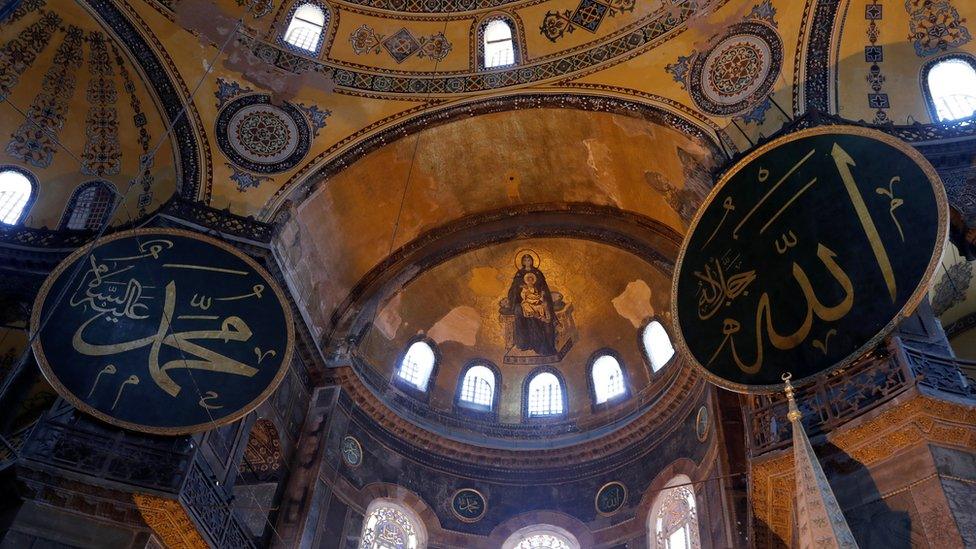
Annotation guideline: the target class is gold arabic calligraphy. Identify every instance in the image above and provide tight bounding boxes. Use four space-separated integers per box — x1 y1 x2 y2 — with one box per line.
68 239 271 411
696 142 906 376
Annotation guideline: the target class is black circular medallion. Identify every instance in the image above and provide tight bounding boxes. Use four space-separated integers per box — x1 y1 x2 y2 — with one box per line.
341 435 363 467
451 488 487 523
31 229 295 435
595 481 627 516
672 126 947 392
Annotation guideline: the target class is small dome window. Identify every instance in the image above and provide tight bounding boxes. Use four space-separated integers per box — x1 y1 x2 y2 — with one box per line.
396 340 436 392
482 18 517 69
63 181 114 230
591 354 626 404
526 371 564 417
502 525 580 549
0 168 34 225
458 363 496 410
925 57 976 122
360 499 426 549
643 320 675 372
282 3 327 54
649 475 701 549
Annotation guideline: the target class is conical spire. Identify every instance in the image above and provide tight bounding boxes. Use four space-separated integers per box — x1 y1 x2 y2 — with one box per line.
783 373 859 549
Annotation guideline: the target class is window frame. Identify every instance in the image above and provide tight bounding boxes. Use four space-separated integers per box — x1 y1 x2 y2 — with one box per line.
360 498 428 549
391 336 441 402
278 0 330 56
522 366 568 421
454 359 501 418
639 317 677 375
59 180 116 231
921 53 976 124
586 348 630 411
648 474 702 549
500 524 581 549
0 165 37 226
474 14 522 71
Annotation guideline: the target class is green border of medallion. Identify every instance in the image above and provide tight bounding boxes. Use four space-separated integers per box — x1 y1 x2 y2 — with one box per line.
594 481 628 516
450 488 488 523
341 435 364 468
670 125 948 394
29 228 296 435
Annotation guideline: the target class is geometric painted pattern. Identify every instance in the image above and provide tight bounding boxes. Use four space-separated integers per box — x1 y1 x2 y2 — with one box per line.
110 42 155 215
327 0 705 95
906 0 971 57
350 25 453 63
82 32 121 177
0 11 61 101
6 26 84 168
540 0 635 43
216 94 311 174
685 21 783 116
865 1 890 124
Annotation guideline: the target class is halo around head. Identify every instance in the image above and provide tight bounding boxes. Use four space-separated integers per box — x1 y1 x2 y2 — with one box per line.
514 249 541 270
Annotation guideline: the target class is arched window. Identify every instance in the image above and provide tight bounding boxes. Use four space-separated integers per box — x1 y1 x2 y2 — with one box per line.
591 353 626 404
396 340 436 392
643 320 675 373
501 524 581 549
481 18 517 69
925 56 976 122
648 475 701 549
360 499 426 549
458 363 496 410
0 168 35 225
526 370 564 417
62 181 114 230
282 3 327 54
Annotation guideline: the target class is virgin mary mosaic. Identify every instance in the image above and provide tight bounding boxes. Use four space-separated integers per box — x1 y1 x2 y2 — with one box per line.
499 250 577 364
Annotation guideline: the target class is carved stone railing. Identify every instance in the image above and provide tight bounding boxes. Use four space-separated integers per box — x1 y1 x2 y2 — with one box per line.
0 196 273 252
157 197 273 244
902 344 976 398
18 405 256 548
747 337 976 456
746 343 912 456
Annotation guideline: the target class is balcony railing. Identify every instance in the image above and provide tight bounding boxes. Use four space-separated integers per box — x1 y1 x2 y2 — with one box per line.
18 404 255 548
746 337 976 456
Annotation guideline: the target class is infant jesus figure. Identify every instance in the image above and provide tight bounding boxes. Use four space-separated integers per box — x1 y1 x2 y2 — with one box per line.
519 273 551 323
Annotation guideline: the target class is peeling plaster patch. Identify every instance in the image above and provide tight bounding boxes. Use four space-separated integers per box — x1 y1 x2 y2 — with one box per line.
582 137 622 206
612 280 655 328
428 306 480 346
375 292 403 340
468 267 508 298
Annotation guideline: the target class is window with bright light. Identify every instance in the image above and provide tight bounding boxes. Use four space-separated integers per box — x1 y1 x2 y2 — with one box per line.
591 354 626 404
501 525 580 549
643 321 675 372
360 499 426 549
526 371 564 417
482 18 516 69
459 363 496 410
64 181 114 230
926 57 976 122
283 3 327 53
649 475 701 549
0 168 33 225
396 341 436 392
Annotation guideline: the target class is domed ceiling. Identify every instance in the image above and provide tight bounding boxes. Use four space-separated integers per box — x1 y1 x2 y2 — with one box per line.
0 0 191 229
358 237 670 421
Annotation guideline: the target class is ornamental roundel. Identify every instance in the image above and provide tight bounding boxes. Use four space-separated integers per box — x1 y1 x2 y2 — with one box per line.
340 435 363 467
216 94 311 174
451 488 487 523
689 21 783 116
595 481 627 516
